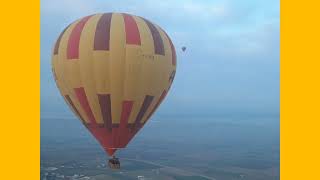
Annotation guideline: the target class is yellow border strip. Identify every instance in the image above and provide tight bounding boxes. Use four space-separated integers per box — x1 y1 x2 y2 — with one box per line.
281 0 320 179
0 0 40 179
2 0 320 178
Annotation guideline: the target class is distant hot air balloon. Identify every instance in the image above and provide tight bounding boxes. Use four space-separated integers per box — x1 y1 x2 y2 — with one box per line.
51 13 177 169
182 46 186 52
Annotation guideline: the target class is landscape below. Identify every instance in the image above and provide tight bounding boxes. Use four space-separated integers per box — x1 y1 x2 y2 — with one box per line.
41 115 279 180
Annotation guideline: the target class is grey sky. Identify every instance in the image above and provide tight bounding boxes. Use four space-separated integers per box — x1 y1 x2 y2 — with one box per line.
41 0 279 118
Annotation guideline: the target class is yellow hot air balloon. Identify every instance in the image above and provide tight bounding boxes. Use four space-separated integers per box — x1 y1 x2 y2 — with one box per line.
51 13 176 168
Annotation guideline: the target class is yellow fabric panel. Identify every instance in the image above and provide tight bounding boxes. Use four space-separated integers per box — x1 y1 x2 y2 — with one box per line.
157 25 176 90
109 13 126 124
78 14 104 124
54 20 90 124
52 57 86 123
123 45 143 124
93 51 110 94
91 13 111 96
141 93 161 124
141 24 174 123
65 61 82 87
134 14 155 94
126 16 154 124
51 56 66 94
133 16 154 54
54 21 78 91
122 45 142 100
62 96 86 124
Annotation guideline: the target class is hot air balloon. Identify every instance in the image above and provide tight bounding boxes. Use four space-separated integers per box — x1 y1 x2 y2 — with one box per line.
51 13 177 169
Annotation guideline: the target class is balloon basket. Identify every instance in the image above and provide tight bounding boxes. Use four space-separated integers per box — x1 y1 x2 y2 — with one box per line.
108 156 121 169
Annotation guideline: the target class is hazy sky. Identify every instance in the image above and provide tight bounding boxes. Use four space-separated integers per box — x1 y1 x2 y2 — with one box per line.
41 0 279 118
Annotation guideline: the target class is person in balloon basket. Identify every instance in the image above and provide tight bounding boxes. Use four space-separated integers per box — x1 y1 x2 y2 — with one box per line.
108 156 120 169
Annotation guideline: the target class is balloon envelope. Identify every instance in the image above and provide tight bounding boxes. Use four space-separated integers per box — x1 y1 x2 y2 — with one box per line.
51 13 177 156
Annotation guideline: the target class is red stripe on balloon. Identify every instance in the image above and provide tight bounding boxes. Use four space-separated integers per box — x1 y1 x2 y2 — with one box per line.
119 101 134 147
74 87 97 125
105 148 117 156
145 90 167 121
169 70 176 82
97 94 112 130
112 127 120 148
123 14 141 45
54 24 70 55
120 101 134 126
142 18 165 55
65 95 85 122
67 15 92 59
167 35 176 65
134 95 154 127
127 124 143 146
162 30 176 65
86 125 113 155
94 13 112 50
